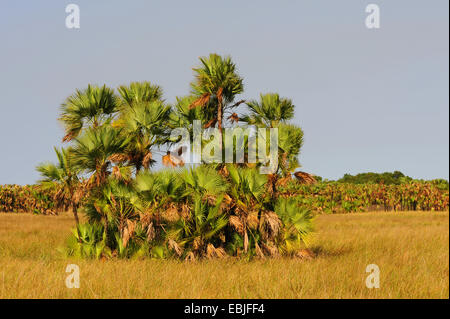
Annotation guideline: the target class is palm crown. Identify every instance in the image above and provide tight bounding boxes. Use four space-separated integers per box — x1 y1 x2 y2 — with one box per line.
36 147 83 227
241 93 295 128
60 84 119 141
189 54 244 132
72 125 130 186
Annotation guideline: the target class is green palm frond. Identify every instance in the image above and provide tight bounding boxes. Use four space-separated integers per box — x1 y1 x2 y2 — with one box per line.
275 197 314 244
118 82 164 107
227 165 268 204
191 54 244 105
135 170 187 205
114 98 171 172
241 93 294 128
278 123 304 173
72 125 130 184
183 166 228 198
59 84 119 141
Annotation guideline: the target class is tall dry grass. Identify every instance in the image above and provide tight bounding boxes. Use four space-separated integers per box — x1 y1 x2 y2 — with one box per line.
0 211 448 298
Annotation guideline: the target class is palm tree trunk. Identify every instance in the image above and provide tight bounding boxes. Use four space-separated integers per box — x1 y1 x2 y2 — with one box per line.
135 161 142 173
72 203 82 243
103 218 109 247
217 90 223 161
72 203 80 226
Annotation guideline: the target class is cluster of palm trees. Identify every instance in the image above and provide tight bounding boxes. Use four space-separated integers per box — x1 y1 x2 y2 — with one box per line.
37 53 313 260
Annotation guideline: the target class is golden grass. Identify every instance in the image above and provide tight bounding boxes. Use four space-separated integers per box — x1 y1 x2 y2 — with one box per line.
0 211 448 298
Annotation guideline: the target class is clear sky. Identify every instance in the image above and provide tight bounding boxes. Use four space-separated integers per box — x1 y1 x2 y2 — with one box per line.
0 1 448 185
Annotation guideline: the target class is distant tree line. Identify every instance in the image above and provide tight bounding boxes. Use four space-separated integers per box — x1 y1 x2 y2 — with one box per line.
312 171 449 189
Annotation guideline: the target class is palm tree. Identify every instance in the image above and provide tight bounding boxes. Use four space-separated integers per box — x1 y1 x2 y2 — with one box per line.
115 82 171 173
82 178 141 256
226 165 268 254
36 147 83 227
60 84 120 142
170 95 208 132
189 54 244 151
277 123 304 175
241 93 295 128
168 196 228 259
116 100 172 172
241 93 302 191
71 125 130 187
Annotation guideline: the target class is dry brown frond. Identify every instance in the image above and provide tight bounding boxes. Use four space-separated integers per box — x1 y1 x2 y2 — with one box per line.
139 212 152 227
62 131 75 143
276 175 292 187
294 171 317 185
162 152 185 168
185 251 196 262
218 165 229 178
72 187 85 205
243 231 249 253
93 202 102 215
189 93 211 109
146 222 156 241
126 219 136 235
162 205 180 223
230 99 246 108
215 247 227 258
193 237 202 251
261 242 280 257
205 195 217 206
85 175 95 190
142 152 153 169
246 211 260 230
109 153 129 164
180 203 190 220
223 194 233 205
260 211 282 241
168 239 183 257
227 112 239 124
122 228 130 248
206 244 215 259
206 244 227 259
122 220 136 249
229 215 244 235
255 242 265 258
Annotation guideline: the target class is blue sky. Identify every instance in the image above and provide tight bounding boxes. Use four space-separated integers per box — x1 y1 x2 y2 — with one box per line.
0 0 448 185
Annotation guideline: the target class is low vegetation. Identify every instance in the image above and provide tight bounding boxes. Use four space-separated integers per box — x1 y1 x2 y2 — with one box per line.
0 184 63 215
281 180 449 214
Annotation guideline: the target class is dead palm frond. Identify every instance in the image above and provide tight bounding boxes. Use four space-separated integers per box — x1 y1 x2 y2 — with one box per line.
168 239 183 257
162 151 185 168
227 112 239 124
294 171 317 185
260 211 282 241
229 215 244 235
206 244 227 259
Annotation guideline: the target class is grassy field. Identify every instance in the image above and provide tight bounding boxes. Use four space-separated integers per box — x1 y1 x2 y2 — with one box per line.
0 211 448 298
